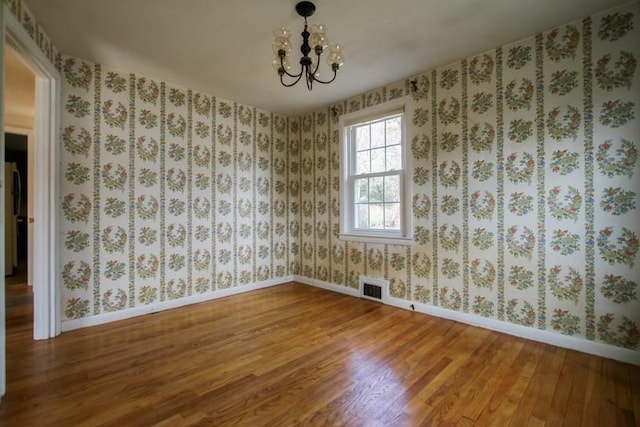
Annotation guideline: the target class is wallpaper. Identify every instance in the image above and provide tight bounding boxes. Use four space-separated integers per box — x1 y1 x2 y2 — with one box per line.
6 0 640 353
297 3 640 351
59 59 295 320
3 0 61 68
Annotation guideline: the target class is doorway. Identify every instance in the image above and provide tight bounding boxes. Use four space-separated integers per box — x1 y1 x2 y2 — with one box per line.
4 44 35 299
2 3 62 399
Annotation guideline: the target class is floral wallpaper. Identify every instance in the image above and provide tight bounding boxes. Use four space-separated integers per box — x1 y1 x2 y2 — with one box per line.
296 3 640 352
3 0 61 68
5 0 639 353
60 58 294 320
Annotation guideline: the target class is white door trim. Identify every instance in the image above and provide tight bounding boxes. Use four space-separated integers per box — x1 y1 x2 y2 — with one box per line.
3 4 61 343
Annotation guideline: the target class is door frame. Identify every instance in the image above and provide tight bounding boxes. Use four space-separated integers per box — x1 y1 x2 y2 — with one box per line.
1 3 61 398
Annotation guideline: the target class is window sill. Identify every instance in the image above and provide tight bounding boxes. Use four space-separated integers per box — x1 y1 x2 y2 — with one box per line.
339 233 413 246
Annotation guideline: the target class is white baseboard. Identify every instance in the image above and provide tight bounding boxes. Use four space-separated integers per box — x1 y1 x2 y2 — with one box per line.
294 275 360 298
295 275 640 366
61 276 294 332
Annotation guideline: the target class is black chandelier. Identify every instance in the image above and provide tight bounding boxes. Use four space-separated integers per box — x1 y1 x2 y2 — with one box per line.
272 1 344 90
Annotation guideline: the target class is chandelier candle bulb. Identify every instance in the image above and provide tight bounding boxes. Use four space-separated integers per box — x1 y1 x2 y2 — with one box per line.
273 1 344 90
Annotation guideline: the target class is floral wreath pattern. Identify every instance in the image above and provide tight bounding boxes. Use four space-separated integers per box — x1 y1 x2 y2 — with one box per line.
62 193 91 223
439 224 462 251
550 229 581 255
167 168 186 192
167 113 187 138
472 228 494 250
505 152 535 184
63 58 92 90
600 187 636 216
101 163 127 191
63 126 92 157
545 25 580 62
194 93 211 116
598 12 634 42
439 287 462 310
508 192 534 216
596 139 637 178
441 258 460 279
136 254 159 279
597 227 639 267
412 194 431 219
102 289 127 312
506 225 535 259
137 77 159 104
506 299 536 327
595 51 636 91
439 160 462 188
506 45 531 70
471 160 494 182
599 100 635 128
470 191 496 220
505 78 533 111
102 226 127 253
549 70 579 96
167 223 187 247
469 123 495 152
508 265 534 290
548 265 583 303
412 252 432 278
600 274 637 304
471 259 496 289
547 186 582 221
546 106 581 140
136 195 159 220
597 314 639 349
102 100 128 129
469 54 494 85
62 261 91 290
438 97 461 125
550 150 580 175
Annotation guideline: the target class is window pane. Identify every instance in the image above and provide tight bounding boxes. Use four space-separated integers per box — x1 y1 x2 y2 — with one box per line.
355 125 370 151
355 178 369 203
356 151 370 174
386 117 402 145
384 175 400 202
355 204 369 229
370 121 385 148
386 144 402 170
384 203 401 230
370 204 384 229
370 148 385 173
369 176 384 202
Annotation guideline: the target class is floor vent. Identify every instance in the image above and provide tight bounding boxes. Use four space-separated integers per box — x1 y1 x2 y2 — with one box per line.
359 276 389 303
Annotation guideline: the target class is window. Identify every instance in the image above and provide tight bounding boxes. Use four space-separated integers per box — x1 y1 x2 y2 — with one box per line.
340 98 412 245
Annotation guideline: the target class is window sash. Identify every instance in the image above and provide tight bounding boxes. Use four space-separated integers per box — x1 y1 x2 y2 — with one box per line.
348 170 404 233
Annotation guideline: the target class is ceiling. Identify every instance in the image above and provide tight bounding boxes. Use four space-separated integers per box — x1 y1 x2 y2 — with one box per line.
24 0 629 116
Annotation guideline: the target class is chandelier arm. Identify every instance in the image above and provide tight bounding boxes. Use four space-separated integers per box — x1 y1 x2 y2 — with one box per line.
278 53 304 79
309 69 338 85
280 72 305 88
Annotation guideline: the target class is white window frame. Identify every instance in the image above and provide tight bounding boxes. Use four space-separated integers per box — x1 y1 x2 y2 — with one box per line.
339 97 412 246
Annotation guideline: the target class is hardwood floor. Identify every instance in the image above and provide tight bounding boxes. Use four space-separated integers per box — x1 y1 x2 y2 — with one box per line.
1 282 638 426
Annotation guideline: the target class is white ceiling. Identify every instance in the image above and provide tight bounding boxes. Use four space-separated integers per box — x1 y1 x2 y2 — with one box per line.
24 0 629 115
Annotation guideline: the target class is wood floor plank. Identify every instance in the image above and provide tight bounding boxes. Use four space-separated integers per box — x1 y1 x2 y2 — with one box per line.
1 282 639 426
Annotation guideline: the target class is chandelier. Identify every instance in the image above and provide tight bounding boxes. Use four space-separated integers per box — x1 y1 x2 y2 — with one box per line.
272 1 344 90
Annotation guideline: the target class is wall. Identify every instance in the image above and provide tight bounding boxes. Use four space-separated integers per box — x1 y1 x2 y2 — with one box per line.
59 59 296 326
5 0 640 358
297 2 640 355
